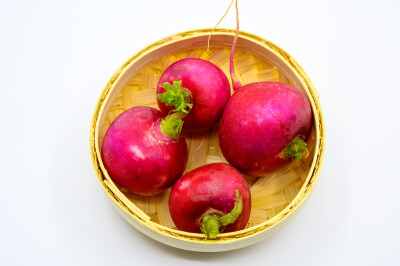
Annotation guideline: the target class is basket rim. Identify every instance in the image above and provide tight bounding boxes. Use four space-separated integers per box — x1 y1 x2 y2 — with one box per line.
89 28 325 247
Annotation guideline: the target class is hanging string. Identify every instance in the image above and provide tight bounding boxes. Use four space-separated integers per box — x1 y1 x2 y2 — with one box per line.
207 0 235 52
230 0 242 90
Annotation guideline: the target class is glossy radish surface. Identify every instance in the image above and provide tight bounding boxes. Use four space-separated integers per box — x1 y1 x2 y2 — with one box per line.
157 58 231 132
101 106 188 196
219 82 312 176
169 163 251 239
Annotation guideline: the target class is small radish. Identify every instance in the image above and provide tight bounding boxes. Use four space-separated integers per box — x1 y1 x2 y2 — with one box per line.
169 163 251 239
157 58 231 132
218 0 312 176
101 106 188 196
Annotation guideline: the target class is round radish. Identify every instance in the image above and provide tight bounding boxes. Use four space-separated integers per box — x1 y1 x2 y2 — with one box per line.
219 82 312 176
101 106 188 196
169 163 251 239
218 0 312 176
157 58 231 132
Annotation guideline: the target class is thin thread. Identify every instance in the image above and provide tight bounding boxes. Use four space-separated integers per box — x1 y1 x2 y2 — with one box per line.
207 0 235 52
230 0 242 90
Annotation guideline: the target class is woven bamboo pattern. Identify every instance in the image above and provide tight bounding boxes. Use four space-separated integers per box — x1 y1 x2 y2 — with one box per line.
99 47 316 231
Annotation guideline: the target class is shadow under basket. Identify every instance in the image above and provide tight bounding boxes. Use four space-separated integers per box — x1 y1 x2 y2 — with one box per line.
89 28 325 252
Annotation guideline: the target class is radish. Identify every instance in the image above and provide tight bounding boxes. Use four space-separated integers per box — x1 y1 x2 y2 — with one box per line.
101 106 188 196
219 82 312 176
218 0 312 176
157 58 231 132
169 163 251 239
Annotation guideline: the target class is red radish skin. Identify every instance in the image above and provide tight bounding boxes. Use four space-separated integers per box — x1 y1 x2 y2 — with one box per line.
169 163 251 237
218 0 312 176
157 58 231 132
101 106 188 196
219 82 312 176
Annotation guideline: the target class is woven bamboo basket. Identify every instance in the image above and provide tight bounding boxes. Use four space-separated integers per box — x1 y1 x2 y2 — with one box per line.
89 28 325 252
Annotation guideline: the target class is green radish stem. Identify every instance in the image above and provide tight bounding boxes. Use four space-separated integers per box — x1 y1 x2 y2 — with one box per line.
160 111 187 139
157 81 193 113
282 136 309 160
200 189 243 239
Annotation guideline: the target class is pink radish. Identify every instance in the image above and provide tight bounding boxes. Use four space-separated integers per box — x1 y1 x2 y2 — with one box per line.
218 0 312 176
219 82 312 176
101 106 188 196
169 163 251 239
157 58 231 132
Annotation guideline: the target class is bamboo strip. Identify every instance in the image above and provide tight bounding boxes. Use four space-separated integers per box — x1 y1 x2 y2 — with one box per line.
174 51 190 61
141 67 156 91
148 61 163 73
251 168 300 199
207 49 230 67
132 90 158 108
268 205 287 219
206 155 227 165
251 190 288 209
293 159 311 182
243 175 258 188
235 53 256 73
121 85 136 110
219 62 232 89
279 72 291 85
208 123 222 156
185 130 212 172
128 74 142 86
247 209 268 226
147 213 160 223
187 48 206 58
155 189 176 228
161 56 177 73
283 184 299 204
182 132 192 150
256 68 280 82
240 69 258 85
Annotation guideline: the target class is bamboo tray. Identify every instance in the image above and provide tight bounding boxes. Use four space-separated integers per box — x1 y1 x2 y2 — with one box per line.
89 28 325 252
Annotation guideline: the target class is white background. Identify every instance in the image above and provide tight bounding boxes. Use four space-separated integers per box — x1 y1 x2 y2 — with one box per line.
1 0 399 265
